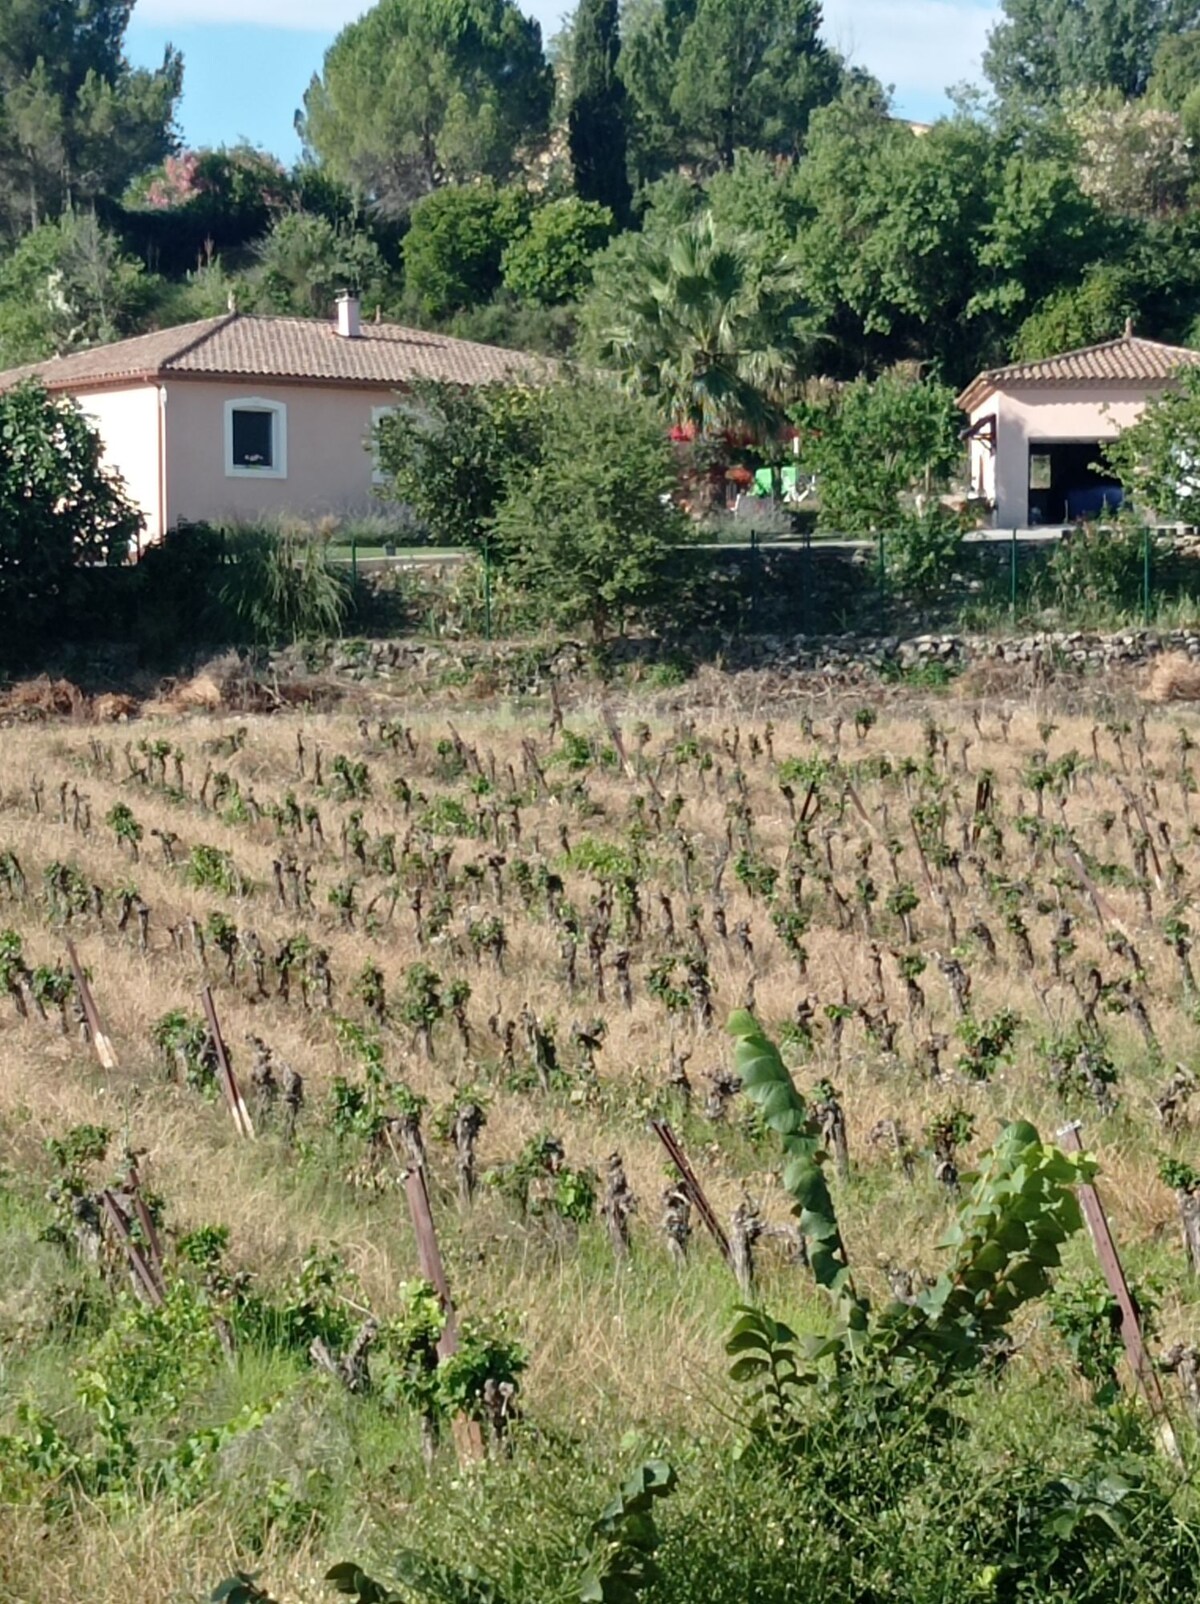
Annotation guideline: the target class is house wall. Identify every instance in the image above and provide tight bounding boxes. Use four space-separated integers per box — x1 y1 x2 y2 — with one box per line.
969 382 1166 527
77 386 164 544
162 379 391 530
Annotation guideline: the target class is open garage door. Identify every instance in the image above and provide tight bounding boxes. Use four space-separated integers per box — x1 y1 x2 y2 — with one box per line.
1028 440 1124 525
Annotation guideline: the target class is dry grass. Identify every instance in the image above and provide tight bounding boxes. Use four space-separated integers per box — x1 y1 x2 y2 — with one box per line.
1143 650 1200 704
2 673 1200 1600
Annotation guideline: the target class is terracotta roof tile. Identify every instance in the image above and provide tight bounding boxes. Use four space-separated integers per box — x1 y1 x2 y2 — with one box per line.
0 312 546 392
957 332 1200 412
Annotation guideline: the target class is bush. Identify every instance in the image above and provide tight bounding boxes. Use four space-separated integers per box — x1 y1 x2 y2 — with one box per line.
885 506 966 598
402 183 529 317
501 197 614 306
493 379 691 640
0 380 143 660
218 520 350 644
1037 522 1152 617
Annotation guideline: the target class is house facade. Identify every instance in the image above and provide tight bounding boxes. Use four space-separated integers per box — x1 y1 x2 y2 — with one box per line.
957 328 1200 528
0 295 540 542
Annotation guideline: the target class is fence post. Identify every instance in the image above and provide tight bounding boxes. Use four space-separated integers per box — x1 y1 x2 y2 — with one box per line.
351 536 358 590
483 535 493 641
1010 528 1018 619
1143 525 1152 626
803 526 813 635
876 528 886 635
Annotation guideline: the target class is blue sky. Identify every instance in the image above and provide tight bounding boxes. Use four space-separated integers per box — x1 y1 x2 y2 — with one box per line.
126 0 1002 162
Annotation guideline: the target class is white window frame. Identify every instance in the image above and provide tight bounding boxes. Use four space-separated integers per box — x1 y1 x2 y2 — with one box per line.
224 396 287 479
370 404 394 486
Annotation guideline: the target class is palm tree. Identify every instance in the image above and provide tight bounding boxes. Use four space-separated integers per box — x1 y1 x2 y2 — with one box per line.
584 210 812 449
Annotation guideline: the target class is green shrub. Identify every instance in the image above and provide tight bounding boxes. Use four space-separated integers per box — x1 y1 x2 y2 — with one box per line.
1037 522 1152 617
218 519 350 644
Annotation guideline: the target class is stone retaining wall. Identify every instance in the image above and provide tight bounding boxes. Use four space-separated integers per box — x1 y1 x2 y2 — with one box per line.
267 626 1200 692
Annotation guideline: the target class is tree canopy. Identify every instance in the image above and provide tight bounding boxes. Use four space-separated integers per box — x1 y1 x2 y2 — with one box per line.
669 0 840 167
984 0 1200 105
620 0 844 174
0 213 155 367
502 198 614 306
567 0 632 223
0 380 142 646
583 211 811 438
299 0 554 216
402 183 529 317
0 0 182 235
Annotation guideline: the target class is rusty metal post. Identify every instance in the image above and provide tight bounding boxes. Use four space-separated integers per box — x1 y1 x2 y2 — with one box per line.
1058 1122 1179 1458
404 1166 485 1461
101 1190 165 1307
200 984 255 1138
650 1119 733 1266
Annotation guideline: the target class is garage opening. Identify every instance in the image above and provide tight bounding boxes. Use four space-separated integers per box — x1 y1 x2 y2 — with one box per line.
1028 440 1123 525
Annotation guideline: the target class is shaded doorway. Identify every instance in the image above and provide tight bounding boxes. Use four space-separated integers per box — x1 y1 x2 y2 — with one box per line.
1028 440 1123 525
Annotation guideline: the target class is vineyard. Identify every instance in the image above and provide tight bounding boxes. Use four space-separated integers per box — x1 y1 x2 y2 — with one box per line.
3 673 1200 1604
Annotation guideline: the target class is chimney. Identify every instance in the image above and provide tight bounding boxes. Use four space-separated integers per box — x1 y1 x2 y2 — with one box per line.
335 290 361 339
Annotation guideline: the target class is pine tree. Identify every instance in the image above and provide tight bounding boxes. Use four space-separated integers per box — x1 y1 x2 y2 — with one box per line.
567 0 632 224
0 0 182 233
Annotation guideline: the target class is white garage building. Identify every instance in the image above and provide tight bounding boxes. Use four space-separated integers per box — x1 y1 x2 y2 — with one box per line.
958 325 1200 527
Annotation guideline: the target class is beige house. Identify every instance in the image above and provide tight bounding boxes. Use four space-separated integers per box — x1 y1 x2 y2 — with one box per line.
957 328 1200 528
0 295 538 541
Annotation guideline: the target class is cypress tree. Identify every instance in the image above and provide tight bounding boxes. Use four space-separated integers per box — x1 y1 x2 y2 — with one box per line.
567 0 632 225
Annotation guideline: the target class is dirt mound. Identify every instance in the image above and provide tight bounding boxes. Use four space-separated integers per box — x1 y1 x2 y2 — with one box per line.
171 672 226 711
91 692 140 722
1142 651 1200 703
143 657 342 718
955 657 1045 700
0 675 88 721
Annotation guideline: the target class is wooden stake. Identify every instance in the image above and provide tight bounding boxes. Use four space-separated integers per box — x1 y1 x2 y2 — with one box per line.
65 939 118 1070
651 1119 733 1266
1058 1121 1179 1459
404 1166 485 1461
200 984 255 1139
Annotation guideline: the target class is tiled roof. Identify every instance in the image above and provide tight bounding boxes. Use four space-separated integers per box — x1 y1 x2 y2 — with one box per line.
957 332 1200 412
0 312 546 393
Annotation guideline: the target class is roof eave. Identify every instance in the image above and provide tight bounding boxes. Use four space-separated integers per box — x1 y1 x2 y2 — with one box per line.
1 368 166 395
956 376 994 413
161 369 450 391
956 370 1188 413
